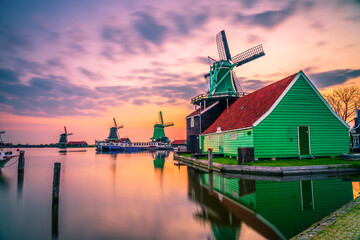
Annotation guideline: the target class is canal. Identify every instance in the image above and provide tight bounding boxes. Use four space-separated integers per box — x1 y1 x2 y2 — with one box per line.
0 148 359 239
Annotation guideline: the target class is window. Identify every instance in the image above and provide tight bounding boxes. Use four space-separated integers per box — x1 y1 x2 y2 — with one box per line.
354 136 360 149
190 117 194 127
209 135 213 141
230 133 237 140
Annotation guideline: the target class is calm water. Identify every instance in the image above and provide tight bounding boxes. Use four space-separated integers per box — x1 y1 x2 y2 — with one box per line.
0 148 359 240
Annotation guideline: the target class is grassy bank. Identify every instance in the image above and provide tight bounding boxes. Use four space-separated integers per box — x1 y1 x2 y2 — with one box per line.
176 153 360 167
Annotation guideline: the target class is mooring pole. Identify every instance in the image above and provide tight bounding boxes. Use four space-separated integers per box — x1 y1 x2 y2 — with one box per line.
208 148 213 172
52 162 61 240
52 163 61 201
18 150 25 172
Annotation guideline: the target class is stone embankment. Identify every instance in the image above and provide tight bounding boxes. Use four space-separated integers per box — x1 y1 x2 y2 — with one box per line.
291 197 360 240
173 154 360 176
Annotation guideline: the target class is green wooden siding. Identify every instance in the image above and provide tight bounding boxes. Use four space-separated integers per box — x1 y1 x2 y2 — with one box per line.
223 129 254 156
202 134 220 153
254 75 349 158
202 129 254 155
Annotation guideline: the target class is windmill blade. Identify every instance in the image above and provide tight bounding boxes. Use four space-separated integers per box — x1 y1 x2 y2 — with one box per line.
64 126 67 134
163 122 174 127
232 71 244 95
0 131 5 134
159 111 164 124
216 30 232 61
113 118 117 128
117 125 124 129
204 74 210 84
67 133 73 136
231 44 265 67
207 56 217 65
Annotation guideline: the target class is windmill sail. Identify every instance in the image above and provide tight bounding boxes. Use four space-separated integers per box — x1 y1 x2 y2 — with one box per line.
232 44 265 67
216 30 231 61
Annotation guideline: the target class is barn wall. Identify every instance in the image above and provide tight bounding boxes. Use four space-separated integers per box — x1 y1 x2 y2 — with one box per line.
254 75 349 158
202 128 253 156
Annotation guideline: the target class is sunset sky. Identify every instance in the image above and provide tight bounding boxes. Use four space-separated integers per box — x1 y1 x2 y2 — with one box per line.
1 0 360 144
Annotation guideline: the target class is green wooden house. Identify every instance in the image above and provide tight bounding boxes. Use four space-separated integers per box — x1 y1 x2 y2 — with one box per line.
200 71 350 159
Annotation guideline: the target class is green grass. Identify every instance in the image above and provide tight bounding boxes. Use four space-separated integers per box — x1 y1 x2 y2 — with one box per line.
242 157 357 167
175 153 360 167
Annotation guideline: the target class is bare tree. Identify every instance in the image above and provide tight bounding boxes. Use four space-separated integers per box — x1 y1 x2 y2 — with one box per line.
323 86 360 123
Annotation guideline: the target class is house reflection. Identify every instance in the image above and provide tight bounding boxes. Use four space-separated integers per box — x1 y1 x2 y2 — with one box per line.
187 167 355 239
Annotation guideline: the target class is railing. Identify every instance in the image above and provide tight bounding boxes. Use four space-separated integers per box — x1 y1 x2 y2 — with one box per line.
190 92 242 104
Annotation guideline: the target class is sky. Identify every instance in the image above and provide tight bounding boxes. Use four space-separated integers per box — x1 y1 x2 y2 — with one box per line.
0 0 360 145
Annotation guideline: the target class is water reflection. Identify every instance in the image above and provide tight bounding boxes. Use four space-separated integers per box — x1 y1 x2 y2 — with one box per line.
153 151 170 187
189 167 356 239
0 149 359 240
353 182 360 199
52 199 59 240
188 167 283 240
17 170 24 199
0 170 10 191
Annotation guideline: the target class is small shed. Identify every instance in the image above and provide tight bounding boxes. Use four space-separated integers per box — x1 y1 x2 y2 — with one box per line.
171 140 187 151
200 71 350 159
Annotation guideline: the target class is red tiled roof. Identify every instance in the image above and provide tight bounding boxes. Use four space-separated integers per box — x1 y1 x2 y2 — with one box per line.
171 140 186 145
187 108 202 118
202 73 298 134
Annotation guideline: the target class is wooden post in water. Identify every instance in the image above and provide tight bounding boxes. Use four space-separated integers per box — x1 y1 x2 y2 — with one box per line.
52 163 61 201
52 162 61 240
208 148 213 172
18 150 25 172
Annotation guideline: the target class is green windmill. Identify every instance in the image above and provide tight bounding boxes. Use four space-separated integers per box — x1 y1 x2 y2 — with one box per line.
151 111 174 143
192 30 265 105
58 126 73 148
108 118 123 141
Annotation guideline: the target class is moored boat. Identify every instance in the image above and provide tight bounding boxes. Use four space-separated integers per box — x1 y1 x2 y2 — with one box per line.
0 149 19 168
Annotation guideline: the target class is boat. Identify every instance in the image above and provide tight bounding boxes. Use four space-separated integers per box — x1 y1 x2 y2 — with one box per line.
0 149 19 168
95 113 175 152
95 140 173 152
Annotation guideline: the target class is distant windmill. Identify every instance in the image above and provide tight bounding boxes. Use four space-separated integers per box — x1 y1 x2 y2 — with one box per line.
151 111 174 143
108 118 123 141
202 30 265 98
0 130 5 145
58 126 73 147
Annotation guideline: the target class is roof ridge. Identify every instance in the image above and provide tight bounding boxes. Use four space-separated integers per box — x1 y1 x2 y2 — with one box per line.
201 72 299 134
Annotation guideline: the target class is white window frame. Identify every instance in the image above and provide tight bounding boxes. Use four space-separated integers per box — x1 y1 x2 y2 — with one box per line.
209 135 213 141
190 117 194 128
230 133 237 140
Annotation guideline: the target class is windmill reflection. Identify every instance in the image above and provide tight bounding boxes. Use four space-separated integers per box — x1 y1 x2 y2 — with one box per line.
152 151 170 187
110 153 118 180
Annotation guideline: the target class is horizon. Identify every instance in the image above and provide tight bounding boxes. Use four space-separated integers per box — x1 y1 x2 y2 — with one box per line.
1 0 360 145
